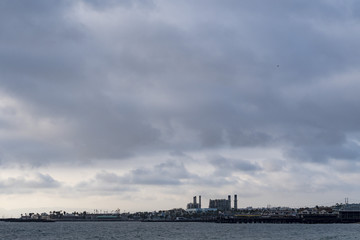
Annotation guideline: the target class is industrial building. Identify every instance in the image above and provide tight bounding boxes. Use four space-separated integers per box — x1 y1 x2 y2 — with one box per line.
208 194 238 211
186 196 201 209
187 194 238 212
209 198 230 211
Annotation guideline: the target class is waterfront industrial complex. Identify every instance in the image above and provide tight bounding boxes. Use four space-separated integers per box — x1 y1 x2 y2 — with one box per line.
3 195 360 224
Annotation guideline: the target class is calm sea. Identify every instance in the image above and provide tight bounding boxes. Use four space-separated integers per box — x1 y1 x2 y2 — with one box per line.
0 221 359 239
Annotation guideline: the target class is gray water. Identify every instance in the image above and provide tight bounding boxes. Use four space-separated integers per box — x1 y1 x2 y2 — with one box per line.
0 221 359 239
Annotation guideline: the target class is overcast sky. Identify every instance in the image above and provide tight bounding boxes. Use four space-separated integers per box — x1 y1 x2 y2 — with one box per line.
1 0 360 216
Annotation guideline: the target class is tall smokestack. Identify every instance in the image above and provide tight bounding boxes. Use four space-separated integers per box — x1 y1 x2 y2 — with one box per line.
234 194 238 210
193 196 197 206
228 195 231 209
199 195 202 209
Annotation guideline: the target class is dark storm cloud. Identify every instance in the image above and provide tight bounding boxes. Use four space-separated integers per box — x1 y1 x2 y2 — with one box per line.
0 0 360 169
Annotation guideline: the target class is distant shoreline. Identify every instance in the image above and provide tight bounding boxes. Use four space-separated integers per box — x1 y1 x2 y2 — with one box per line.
1 216 357 224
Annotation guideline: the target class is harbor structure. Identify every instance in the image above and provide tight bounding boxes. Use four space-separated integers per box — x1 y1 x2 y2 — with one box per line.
338 203 360 223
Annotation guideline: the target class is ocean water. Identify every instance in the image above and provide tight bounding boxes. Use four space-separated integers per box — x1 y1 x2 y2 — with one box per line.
0 221 359 240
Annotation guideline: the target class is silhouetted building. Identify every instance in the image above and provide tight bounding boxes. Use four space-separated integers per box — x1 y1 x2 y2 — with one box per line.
209 198 231 211
187 196 200 209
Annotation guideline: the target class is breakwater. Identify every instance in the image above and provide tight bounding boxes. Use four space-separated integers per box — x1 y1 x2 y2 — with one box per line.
216 215 341 224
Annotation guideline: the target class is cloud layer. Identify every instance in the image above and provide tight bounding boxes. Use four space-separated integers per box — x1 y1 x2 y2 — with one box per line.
1 0 360 212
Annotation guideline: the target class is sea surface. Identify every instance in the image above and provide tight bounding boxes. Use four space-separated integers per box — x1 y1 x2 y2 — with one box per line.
0 221 359 239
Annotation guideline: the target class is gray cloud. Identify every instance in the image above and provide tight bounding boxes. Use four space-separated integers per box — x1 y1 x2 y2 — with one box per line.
74 160 195 195
0 0 360 208
210 156 262 176
1 0 359 165
127 161 193 185
73 158 247 197
0 173 61 194
75 171 135 195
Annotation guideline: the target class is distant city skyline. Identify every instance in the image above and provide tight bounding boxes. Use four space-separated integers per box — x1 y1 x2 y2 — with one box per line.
1 0 360 217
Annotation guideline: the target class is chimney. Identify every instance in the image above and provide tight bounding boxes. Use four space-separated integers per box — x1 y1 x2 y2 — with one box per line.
199 195 202 209
193 196 197 206
234 194 238 210
228 195 231 209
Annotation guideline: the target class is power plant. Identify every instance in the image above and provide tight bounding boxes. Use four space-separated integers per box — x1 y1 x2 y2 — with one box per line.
187 195 201 209
186 194 238 212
